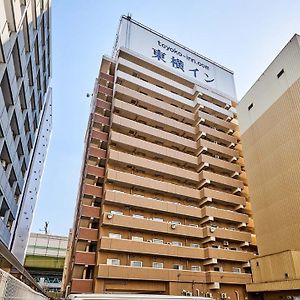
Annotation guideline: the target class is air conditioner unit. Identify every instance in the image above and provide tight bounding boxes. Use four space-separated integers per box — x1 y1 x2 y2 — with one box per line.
215 155 219 159
147 240 153 243
171 223 177 229
223 241 229 246
107 213 113 219
186 291 193 296
221 293 227 299
205 292 213 298
210 226 216 233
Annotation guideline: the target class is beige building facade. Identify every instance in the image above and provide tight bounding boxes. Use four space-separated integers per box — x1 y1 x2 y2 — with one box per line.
64 16 257 299
238 34 300 299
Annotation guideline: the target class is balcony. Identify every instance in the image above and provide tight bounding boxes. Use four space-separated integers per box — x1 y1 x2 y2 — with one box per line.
111 114 196 150
115 70 193 108
97 264 206 283
110 131 196 166
114 98 195 136
82 183 103 198
206 271 251 285
198 124 237 146
198 111 237 132
71 279 93 293
85 165 105 178
198 138 238 159
81 204 100 219
96 98 111 111
100 237 254 262
105 169 200 200
74 251 96 265
98 85 113 96
199 170 243 190
114 84 194 122
78 227 98 241
200 187 246 207
104 190 248 224
197 98 233 120
93 113 110 126
88 146 107 159
91 129 108 142
198 154 241 175
107 149 198 182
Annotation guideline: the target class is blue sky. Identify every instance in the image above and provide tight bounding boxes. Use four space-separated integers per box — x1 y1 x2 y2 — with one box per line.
31 0 300 236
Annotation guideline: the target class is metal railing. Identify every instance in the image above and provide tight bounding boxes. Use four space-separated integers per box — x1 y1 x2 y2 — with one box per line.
0 268 48 300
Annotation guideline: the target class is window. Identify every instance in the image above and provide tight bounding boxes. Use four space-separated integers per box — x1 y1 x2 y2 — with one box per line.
214 266 223 272
109 233 121 239
132 214 144 219
152 262 163 269
130 261 142 267
248 103 253 111
232 267 241 273
171 241 182 246
191 266 201 272
277 69 284 78
131 236 143 242
153 239 163 244
173 264 183 270
153 217 163 222
107 259 120 266
1 71 13 111
110 210 123 216
190 243 200 248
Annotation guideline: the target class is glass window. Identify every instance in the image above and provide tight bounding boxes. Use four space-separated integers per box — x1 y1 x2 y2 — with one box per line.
131 236 143 242
108 233 121 239
130 261 142 267
107 259 120 266
152 262 163 269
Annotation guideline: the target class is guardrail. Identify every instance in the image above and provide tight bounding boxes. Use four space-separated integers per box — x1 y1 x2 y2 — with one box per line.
0 268 48 300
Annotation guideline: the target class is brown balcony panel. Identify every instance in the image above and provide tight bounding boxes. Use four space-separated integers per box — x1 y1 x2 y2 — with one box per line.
91 129 108 142
81 204 100 218
206 248 255 262
111 115 196 150
98 85 113 96
96 98 112 110
200 170 243 189
88 146 107 159
199 124 237 145
114 98 195 135
74 251 96 265
201 188 246 206
206 271 252 285
199 154 241 174
114 84 194 121
71 279 93 293
107 149 198 182
86 165 105 178
204 207 248 224
97 265 206 282
82 183 103 197
106 169 200 200
93 113 110 125
102 213 204 238
110 131 196 166
100 237 254 262
199 139 238 158
206 227 252 243
100 237 207 259
198 111 237 131
78 228 98 241
99 72 114 82
104 190 246 224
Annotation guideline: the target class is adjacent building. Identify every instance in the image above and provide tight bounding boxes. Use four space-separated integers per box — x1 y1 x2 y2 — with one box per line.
25 233 68 299
238 34 300 300
0 0 52 273
64 16 256 299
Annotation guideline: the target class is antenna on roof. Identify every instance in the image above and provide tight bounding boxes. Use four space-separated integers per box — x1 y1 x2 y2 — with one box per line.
39 221 49 234
126 12 132 20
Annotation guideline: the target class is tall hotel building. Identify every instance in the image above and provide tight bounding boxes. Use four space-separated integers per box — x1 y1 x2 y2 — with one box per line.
0 0 52 273
65 16 256 298
238 34 300 299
